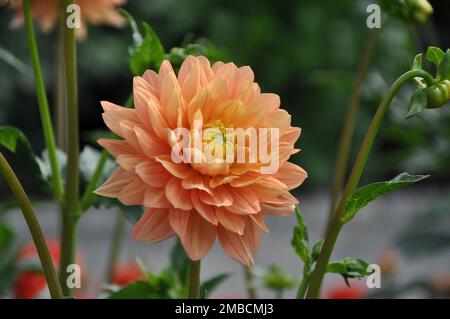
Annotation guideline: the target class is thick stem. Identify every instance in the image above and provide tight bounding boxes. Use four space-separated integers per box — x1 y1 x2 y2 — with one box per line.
105 212 126 283
243 266 257 299
0 153 63 299
23 0 63 202
328 27 383 225
188 259 201 299
59 0 79 297
306 70 434 299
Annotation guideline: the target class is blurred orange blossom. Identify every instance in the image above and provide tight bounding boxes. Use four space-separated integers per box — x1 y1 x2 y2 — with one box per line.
95 56 307 265
9 0 126 39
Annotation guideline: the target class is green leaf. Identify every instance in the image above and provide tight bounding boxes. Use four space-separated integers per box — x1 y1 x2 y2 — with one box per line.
406 89 427 119
0 224 14 256
121 10 165 75
342 173 429 223
0 126 44 185
437 49 450 80
200 273 230 298
426 46 445 67
311 240 324 262
0 126 27 153
291 206 311 267
411 53 423 70
327 258 372 281
108 281 157 299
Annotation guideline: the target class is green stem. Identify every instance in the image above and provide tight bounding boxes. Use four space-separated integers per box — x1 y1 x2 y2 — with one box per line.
328 27 383 225
306 69 434 299
0 153 63 299
55 21 67 152
105 212 126 283
296 273 311 299
80 150 108 211
23 0 63 202
188 259 201 299
59 0 79 297
243 266 257 299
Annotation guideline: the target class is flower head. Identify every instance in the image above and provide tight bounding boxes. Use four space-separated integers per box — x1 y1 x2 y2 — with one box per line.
9 0 126 39
96 56 307 265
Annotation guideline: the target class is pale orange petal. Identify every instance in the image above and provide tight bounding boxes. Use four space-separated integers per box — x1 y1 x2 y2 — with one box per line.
132 208 174 242
217 225 253 266
169 209 216 261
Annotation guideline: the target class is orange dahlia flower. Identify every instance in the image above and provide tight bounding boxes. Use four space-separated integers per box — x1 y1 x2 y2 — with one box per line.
96 56 307 265
9 0 126 39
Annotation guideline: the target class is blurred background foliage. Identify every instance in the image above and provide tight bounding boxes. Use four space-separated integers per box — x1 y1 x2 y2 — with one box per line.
1 0 450 193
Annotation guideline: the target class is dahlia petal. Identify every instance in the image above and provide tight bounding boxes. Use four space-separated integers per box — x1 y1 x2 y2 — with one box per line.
181 173 213 195
101 101 139 136
117 176 146 206
243 217 261 255
165 177 193 210
230 172 263 188
142 70 160 97
281 127 301 145
191 191 218 225
155 155 192 179
134 126 169 158
249 214 269 233
180 58 201 102
261 203 295 216
144 187 171 208
216 208 245 235
225 187 260 215
253 93 280 111
116 154 147 170
119 121 141 150
267 109 291 129
209 175 238 189
217 226 253 266
132 208 174 243
169 209 216 261
135 161 171 187
273 162 308 190
98 138 134 157
147 99 171 141
199 186 233 207
94 168 133 198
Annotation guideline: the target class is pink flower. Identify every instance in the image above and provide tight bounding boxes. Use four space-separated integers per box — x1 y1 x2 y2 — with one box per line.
9 0 126 39
96 56 307 265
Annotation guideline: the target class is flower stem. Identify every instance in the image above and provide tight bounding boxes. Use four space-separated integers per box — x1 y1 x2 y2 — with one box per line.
243 266 257 299
105 212 126 283
305 69 434 299
80 150 108 211
0 153 64 299
23 0 63 202
188 259 201 299
296 273 311 299
328 26 383 226
59 0 79 297
55 21 67 152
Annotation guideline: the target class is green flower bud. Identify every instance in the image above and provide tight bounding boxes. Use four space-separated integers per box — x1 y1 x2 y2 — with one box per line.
426 84 448 109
